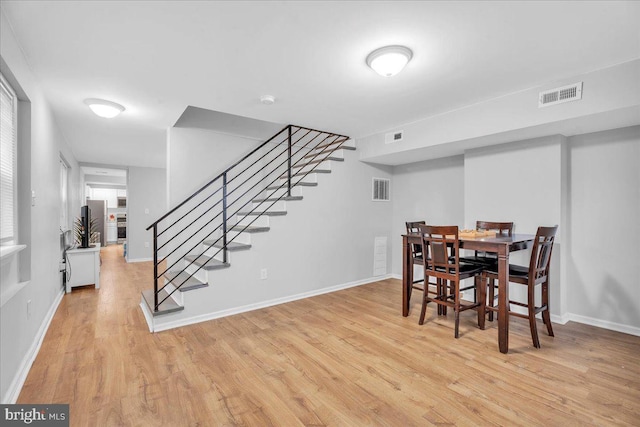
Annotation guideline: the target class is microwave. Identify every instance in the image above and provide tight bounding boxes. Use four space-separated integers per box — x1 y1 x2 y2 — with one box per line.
117 197 127 208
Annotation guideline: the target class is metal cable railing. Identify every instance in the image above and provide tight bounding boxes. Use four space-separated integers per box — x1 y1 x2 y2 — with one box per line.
146 125 350 311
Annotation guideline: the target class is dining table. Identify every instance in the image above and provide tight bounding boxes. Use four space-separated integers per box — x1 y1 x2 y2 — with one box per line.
402 232 536 354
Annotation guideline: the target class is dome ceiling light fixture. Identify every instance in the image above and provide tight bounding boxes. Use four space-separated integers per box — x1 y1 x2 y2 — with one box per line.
366 45 413 77
260 95 275 105
84 98 125 118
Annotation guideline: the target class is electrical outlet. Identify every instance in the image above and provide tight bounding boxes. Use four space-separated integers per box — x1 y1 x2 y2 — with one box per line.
144 242 150 248
27 300 32 319
260 269 268 280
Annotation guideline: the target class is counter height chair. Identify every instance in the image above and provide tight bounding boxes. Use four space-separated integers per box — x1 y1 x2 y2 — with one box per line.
406 221 443 314
418 225 485 338
460 221 514 319
482 225 558 348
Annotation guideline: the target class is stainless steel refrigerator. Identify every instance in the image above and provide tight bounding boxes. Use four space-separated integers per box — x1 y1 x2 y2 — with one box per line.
87 199 106 246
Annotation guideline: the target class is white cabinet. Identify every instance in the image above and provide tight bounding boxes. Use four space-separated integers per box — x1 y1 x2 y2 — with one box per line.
65 245 100 293
107 223 117 242
92 188 118 208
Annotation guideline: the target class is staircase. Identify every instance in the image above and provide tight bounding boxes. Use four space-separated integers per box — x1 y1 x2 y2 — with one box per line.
142 125 354 317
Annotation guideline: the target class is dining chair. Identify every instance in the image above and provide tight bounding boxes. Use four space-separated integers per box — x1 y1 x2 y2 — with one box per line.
482 225 558 348
406 221 443 314
460 221 514 318
418 225 485 338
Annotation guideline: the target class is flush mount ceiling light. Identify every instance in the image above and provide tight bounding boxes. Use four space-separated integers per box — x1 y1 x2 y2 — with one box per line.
84 98 125 118
260 95 275 105
366 45 413 77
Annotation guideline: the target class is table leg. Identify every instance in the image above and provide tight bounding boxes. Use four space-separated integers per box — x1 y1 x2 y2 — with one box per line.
402 235 410 317
497 245 509 353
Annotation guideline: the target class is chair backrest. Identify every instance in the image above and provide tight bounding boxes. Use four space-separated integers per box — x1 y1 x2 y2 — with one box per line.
418 224 460 281
528 225 558 284
406 221 426 259
476 221 514 236
473 221 514 259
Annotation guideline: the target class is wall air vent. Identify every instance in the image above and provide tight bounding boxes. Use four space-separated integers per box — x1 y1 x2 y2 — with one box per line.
539 82 583 108
385 130 404 144
372 178 390 201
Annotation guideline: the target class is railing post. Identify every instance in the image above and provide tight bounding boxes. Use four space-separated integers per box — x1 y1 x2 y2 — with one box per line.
153 224 158 312
287 125 292 197
222 172 228 263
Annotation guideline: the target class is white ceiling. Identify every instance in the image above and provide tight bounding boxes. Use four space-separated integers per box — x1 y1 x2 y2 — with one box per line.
2 1 639 169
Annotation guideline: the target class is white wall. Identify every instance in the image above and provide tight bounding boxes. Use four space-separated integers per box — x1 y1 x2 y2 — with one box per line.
390 155 465 276
127 166 166 262
167 127 259 208
1 10 81 403
464 135 566 316
153 130 393 330
567 126 640 331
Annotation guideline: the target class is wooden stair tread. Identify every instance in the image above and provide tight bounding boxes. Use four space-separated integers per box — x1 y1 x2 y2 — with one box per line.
303 154 344 161
253 196 303 202
229 225 270 233
312 138 354 151
184 254 230 270
141 288 184 316
267 182 317 190
203 240 252 251
164 271 208 292
280 170 330 179
238 210 287 216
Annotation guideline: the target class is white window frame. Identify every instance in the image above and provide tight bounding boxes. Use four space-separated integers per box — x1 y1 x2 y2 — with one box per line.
0 73 18 245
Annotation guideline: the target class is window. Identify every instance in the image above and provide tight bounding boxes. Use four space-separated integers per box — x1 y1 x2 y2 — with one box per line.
0 73 17 244
60 157 69 230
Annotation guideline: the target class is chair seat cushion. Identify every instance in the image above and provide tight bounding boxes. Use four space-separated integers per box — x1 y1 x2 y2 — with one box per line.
486 264 529 277
459 256 497 267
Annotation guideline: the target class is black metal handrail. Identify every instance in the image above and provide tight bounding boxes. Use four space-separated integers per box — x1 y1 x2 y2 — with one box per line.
146 124 350 311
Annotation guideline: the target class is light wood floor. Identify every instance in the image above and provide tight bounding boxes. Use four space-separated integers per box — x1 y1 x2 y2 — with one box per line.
19 245 640 426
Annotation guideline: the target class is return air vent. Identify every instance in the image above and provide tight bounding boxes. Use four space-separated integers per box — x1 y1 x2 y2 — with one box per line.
385 130 404 144
539 82 583 107
372 178 390 201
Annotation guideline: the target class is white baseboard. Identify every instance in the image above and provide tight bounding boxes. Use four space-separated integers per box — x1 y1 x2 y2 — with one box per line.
139 300 155 333
2 288 64 404
127 257 153 263
389 273 402 280
550 313 570 325
566 313 640 337
150 274 393 333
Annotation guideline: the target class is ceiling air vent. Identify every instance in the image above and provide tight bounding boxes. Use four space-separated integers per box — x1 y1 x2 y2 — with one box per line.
372 178 390 201
539 82 583 108
385 130 404 144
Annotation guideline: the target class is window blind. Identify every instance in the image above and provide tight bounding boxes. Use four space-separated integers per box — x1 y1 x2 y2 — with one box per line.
0 74 17 244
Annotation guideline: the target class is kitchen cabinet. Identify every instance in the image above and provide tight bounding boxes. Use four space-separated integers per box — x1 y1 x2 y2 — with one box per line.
92 188 118 208
107 223 117 242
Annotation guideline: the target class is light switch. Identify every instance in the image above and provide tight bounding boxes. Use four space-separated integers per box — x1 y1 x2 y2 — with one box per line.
31 190 36 206
144 208 149 214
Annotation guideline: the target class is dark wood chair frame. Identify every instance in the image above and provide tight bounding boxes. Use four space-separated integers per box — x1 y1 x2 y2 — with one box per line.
481 225 557 348
418 225 485 338
406 221 443 315
460 221 514 319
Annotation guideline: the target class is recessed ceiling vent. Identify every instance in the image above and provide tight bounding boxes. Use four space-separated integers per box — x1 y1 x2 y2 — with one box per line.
385 130 404 144
538 82 583 108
